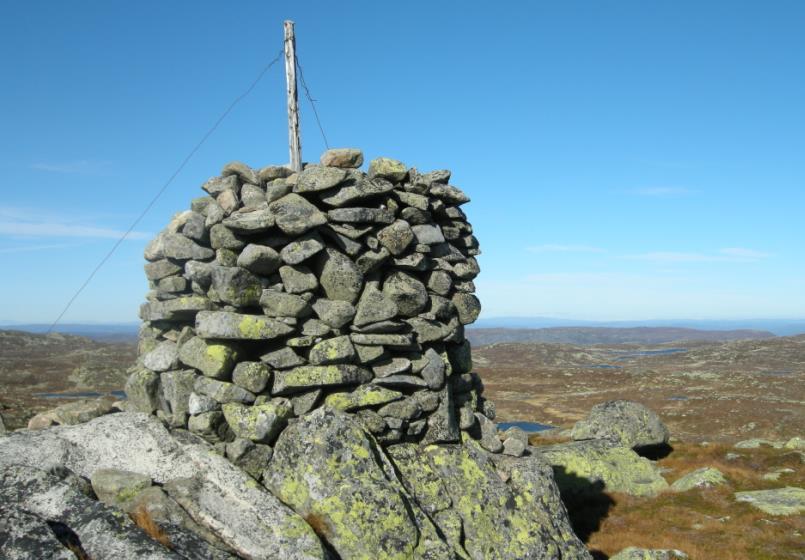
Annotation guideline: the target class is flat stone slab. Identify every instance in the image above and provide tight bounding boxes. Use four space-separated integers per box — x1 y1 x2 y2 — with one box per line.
273 365 372 395
196 311 295 340
734 487 805 515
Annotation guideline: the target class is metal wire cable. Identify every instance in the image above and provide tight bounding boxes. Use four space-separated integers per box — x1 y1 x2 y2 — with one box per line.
296 56 330 150
46 49 285 333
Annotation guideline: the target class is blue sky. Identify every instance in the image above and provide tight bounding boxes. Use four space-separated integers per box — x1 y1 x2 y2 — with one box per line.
1 1 803 323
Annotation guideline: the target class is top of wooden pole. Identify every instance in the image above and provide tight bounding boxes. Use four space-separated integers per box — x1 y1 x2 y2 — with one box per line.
284 20 302 173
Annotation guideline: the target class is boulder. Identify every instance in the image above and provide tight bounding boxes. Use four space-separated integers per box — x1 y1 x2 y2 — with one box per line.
0 413 326 559
670 467 727 492
320 148 364 168
571 400 670 450
263 407 454 559
0 465 178 559
389 437 591 559
27 398 114 430
734 487 805 515
368 157 407 182
533 439 669 497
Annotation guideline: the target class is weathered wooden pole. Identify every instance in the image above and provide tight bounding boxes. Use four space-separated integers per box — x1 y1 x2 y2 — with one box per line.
284 20 302 173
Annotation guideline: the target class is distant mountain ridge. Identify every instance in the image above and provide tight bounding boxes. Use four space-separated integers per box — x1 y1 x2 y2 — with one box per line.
1 323 139 342
472 317 805 337
466 326 775 346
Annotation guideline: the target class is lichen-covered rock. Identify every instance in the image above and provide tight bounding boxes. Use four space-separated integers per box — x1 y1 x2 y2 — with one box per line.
734 487 805 515
533 439 669 497
317 248 364 303
195 311 295 341
670 467 727 492
571 400 670 450
264 407 454 559
272 365 372 395
222 400 292 443
307 335 355 365
178 336 239 378
388 437 591 559
237 244 282 275
324 385 404 412
0 465 178 559
90 468 153 512
269 193 327 236
0 413 326 560
0 504 75 559
368 157 407 182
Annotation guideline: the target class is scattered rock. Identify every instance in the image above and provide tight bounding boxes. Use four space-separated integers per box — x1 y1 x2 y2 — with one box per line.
571 400 670 450
734 487 805 515
533 439 669 497
670 467 727 492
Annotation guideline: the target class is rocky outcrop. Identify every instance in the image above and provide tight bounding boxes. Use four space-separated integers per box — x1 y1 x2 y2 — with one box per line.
0 413 325 560
571 400 670 450
0 410 591 559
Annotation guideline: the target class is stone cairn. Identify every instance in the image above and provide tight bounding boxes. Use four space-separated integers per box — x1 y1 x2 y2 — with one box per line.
126 148 507 473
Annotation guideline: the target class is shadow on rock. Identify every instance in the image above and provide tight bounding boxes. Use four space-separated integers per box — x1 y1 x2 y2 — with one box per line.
551 465 616 543
635 442 674 460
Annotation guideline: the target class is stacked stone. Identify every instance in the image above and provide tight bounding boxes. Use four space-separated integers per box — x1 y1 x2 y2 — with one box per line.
126 148 499 469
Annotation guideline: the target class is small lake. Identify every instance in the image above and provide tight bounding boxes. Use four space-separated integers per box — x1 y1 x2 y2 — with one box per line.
614 348 688 360
35 390 126 400
586 364 622 370
761 370 793 377
497 421 554 433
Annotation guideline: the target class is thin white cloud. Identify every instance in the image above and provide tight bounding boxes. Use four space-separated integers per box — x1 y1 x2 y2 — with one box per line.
0 243 80 254
623 248 770 263
527 244 606 253
30 159 112 175
0 221 150 240
720 247 771 259
0 207 149 240
627 187 696 197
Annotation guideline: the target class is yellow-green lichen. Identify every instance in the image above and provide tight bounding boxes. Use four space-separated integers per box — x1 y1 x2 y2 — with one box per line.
238 315 267 338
